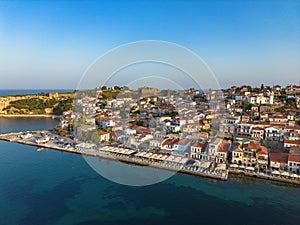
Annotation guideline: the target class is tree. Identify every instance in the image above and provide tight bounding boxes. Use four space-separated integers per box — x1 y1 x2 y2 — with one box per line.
54 126 61 133
261 84 264 90
241 102 252 111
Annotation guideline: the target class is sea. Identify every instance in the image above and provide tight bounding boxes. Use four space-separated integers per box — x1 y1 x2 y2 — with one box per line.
0 89 74 96
0 90 300 225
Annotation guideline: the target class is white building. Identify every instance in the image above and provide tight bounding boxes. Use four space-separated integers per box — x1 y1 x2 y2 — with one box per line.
288 154 300 174
99 131 110 142
247 91 274 105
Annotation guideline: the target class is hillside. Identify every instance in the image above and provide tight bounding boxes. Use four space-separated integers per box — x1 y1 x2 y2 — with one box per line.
0 92 74 115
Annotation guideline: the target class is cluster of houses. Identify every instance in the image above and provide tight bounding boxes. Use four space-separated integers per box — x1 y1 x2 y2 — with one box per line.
57 85 300 175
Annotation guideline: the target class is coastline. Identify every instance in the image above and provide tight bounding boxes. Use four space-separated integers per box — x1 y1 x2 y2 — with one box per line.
228 169 300 186
0 114 60 118
0 131 300 185
0 132 228 182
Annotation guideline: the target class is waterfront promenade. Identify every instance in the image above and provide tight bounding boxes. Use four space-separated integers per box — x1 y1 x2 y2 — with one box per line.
0 131 228 181
1 131 300 185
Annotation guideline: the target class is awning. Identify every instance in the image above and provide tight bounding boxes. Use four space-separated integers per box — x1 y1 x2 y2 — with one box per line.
281 171 289 176
272 170 280 175
246 166 255 171
290 173 298 178
230 164 238 168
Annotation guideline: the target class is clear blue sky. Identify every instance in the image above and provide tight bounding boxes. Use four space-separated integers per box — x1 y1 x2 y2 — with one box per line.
0 0 299 89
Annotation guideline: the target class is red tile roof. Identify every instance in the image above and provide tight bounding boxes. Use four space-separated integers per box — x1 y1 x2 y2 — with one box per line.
288 154 300 162
177 139 190 146
270 152 288 163
192 143 202 148
284 139 300 145
256 146 268 155
218 141 231 153
244 141 259 150
162 137 178 146
98 131 109 135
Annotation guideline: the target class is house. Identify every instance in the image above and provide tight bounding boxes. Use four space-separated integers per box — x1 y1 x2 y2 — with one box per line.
100 119 116 128
260 112 269 121
240 141 260 167
287 114 295 121
224 117 240 125
190 142 208 160
110 130 125 143
285 85 300 95
207 138 222 160
161 137 178 152
99 131 110 142
173 139 191 155
168 125 181 133
153 131 166 141
241 114 251 123
216 141 231 164
287 131 300 141
288 154 300 174
251 105 260 118
247 91 274 105
181 122 203 133
273 85 282 92
236 124 252 137
260 105 275 113
296 95 300 108
219 117 240 135
251 127 265 140
124 128 137 135
265 126 283 141
269 115 288 124
199 132 209 140
284 139 300 149
149 139 161 148
269 152 288 171
255 146 268 170
231 146 244 165
172 118 187 127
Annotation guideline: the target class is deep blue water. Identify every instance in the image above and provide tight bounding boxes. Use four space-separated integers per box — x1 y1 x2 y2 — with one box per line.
0 118 300 225
0 89 74 96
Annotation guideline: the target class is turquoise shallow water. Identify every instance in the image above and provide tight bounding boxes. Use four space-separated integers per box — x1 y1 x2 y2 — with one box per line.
0 118 300 225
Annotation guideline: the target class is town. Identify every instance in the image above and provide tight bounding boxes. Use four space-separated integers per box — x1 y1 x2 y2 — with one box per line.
2 84 300 184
